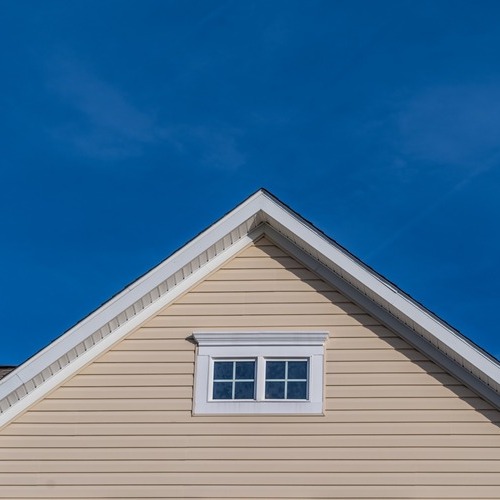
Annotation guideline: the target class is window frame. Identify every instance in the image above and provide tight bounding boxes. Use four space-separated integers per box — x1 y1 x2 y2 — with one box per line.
192 331 328 415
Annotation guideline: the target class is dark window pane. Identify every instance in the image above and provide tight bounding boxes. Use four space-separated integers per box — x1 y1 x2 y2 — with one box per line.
235 361 255 380
287 381 307 399
214 361 233 380
213 382 232 399
266 361 286 380
265 381 285 399
235 381 255 399
288 361 308 379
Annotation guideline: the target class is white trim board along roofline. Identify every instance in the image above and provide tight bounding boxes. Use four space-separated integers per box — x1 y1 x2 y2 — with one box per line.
0 188 499 427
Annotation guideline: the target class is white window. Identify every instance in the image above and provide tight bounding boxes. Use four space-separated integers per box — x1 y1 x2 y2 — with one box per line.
192 331 328 415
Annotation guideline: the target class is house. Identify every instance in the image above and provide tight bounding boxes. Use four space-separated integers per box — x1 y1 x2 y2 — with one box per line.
0 188 499 499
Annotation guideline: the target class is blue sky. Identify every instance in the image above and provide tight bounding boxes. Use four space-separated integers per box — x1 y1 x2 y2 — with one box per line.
2 0 500 364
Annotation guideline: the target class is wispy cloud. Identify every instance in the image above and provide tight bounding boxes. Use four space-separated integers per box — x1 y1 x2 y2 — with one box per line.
366 82 500 258
182 125 246 171
46 57 164 159
397 83 500 166
44 56 245 168
366 158 495 259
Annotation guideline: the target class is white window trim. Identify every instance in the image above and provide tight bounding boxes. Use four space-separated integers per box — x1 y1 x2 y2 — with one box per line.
192 331 329 415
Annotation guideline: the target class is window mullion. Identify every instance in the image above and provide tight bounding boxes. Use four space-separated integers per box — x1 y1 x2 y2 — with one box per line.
256 356 265 401
231 361 235 400
284 360 288 400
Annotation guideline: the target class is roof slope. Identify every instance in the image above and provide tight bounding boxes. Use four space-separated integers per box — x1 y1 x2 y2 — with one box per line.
0 368 15 381
1 189 499 427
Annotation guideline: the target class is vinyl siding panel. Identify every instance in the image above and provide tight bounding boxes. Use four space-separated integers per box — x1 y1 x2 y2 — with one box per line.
1 237 499 499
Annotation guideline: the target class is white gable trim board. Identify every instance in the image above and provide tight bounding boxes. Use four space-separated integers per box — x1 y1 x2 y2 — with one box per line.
0 189 499 428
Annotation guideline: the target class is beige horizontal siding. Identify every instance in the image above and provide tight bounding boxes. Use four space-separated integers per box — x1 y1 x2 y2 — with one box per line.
3 446 500 461
194 278 334 292
2 459 500 473
178 290 350 304
0 484 499 499
83 361 194 374
160 301 366 315
31 398 193 411
31 395 490 412
1 236 499 499
147 313 379 327
206 267 320 281
4 421 500 436
16 408 500 424
222 256 304 269
1 434 499 448
1 471 500 486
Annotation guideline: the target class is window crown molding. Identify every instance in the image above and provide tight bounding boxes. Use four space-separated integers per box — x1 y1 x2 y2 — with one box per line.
193 331 329 347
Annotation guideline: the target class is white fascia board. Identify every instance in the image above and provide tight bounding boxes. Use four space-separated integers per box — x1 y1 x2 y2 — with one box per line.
0 191 266 389
258 193 500 387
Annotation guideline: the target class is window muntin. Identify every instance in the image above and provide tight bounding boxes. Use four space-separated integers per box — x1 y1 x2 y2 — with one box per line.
265 359 308 400
213 360 255 400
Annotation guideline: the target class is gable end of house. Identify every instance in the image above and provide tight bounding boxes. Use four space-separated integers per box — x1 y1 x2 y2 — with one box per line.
0 188 499 430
